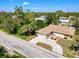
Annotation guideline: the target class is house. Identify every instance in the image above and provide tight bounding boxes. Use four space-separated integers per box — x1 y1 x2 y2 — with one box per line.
35 16 46 21
68 16 75 19
59 17 70 26
12 15 18 18
36 24 75 40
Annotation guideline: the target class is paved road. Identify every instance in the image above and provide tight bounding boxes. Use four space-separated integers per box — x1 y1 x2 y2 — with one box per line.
0 31 65 58
30 37 63 55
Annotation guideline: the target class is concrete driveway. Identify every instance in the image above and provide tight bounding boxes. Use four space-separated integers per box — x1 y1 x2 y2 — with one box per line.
29 37 63 55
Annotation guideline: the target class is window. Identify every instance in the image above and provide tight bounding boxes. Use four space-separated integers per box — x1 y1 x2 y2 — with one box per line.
64 36 67 39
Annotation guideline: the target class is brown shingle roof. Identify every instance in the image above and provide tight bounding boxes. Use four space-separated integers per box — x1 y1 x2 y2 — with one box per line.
36 24 76 36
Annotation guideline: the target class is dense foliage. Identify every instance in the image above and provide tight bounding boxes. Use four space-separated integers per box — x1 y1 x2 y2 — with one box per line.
0 6 60 35
0 6 79 57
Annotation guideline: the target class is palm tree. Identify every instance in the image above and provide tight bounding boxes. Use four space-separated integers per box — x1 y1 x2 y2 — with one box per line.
14 6 24 18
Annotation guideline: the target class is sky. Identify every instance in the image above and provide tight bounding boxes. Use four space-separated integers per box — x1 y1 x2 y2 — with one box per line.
0 0 79 12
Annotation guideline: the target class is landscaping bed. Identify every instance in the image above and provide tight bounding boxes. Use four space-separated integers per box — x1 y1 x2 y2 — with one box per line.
37 42 52 51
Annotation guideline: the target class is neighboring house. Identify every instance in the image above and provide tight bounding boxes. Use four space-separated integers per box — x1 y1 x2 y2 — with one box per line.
59 17 70 26
78 18 79 20
35 16 46 21
36 24 75 40
68 16 75 19
68 16 78 20
12 15 18 18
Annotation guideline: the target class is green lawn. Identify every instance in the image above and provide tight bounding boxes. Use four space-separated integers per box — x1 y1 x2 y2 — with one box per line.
37 42 52 51
56 39 75 58
12 34 35 41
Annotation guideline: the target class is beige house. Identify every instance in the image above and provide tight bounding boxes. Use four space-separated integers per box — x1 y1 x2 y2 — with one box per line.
36 24 76 40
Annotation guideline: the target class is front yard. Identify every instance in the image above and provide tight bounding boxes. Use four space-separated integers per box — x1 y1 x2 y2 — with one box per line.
56 39 75 58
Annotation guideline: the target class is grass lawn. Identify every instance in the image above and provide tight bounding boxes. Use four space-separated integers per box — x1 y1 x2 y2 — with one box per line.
0 29 7 32
13 34 35 41
37 42 52 51
56 39 75 58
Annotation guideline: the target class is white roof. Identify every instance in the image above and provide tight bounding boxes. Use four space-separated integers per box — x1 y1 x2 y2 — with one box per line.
59 19 69 23
35 16 46 21
60 17 67 19
40 16 46 18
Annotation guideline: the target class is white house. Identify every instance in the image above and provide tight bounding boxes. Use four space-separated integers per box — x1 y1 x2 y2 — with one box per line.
35 16 46 21
59 17 70 26
36 24 75 40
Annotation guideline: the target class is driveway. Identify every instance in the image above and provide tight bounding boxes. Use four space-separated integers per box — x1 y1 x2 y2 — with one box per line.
29 37 63 55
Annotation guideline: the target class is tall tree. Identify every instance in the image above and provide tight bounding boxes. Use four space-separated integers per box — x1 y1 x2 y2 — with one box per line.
14 6 24 18
73 19 79 35
26 12 35 22
35 20 45 30
46 13 59 25
19 21 37 35
3 17 23 34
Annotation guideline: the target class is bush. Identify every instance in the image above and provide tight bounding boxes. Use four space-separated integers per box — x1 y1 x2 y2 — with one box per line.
57 39 75 57
65 51 75 58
